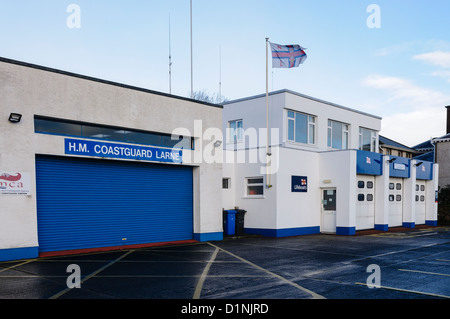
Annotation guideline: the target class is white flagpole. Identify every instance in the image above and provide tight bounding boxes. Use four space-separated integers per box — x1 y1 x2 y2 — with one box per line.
190 0 193 98
266 37 271 188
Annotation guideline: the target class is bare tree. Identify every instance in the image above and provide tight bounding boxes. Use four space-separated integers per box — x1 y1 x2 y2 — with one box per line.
191 89 228 104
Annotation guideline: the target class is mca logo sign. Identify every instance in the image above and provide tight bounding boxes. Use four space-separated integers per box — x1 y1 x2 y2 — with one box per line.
0 172 31 195
292 176 308 193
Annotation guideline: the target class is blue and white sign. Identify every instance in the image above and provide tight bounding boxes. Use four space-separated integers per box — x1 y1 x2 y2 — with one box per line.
292 176 307 192
65 138 182 164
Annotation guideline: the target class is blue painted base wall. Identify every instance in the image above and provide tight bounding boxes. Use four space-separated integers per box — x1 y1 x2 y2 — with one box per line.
336 227 356 236
244 226 320 238
0 247 38 262
194 232 223 242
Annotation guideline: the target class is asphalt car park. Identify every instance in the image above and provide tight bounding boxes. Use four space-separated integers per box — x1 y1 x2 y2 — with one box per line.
1 226 450 304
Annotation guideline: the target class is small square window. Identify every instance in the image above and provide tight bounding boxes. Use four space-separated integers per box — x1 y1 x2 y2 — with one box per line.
367 194 374 201
420 185 425 192
389 195 395 202
358 194 365 201
396 183 402 190
416 195 419 202
416 185 419 191
396 195 402 202
367 181 374 189
420 195 425 202
222 178 230 189
246 177 264 196
389 183 395 190
358 181 365 189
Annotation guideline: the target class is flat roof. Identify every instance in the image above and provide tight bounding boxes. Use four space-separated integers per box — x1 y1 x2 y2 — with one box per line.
0 56 222 109
224 89 382 120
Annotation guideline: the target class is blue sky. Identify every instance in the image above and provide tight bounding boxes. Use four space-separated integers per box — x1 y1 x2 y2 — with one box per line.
1 0 449 146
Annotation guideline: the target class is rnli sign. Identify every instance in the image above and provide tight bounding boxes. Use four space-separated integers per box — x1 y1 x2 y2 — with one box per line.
292 176 308 193
65 138 183 164
0 172 31 195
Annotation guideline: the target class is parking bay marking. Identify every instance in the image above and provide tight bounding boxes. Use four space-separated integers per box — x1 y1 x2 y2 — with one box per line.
207 242 326 299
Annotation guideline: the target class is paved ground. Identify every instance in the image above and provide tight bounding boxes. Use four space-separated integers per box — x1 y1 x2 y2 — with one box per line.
1 226 449 305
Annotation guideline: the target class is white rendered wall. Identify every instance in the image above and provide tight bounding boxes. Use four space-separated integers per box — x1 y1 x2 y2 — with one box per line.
0 60 223 252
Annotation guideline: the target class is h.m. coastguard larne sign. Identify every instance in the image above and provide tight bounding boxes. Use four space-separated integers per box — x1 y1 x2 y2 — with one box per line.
65 138 183 164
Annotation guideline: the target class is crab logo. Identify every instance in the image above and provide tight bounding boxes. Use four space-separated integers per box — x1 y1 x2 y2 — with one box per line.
0 173 22 182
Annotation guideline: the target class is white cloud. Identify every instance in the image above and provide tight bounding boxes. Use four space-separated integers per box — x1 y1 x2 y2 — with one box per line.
362 74 449 109
362 74 449 146
381 110 445 147
412 51 450 68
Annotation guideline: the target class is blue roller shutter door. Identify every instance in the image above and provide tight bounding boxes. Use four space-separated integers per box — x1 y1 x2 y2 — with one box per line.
35 155 193 253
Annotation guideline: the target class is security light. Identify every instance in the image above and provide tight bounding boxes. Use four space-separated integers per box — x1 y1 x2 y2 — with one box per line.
414 162 423 167
388 158 397 163
8 113 22 123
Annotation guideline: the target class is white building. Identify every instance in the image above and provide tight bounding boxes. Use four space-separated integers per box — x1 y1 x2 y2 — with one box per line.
0 57 223 262
222 90 439 237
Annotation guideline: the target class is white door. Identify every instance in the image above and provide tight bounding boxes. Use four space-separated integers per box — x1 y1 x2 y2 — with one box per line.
388 178 403 227
321 188 336 233
415 180 426 225
356 175 375 230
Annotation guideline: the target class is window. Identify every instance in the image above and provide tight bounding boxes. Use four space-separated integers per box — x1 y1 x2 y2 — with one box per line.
389 195 395 202
420 185 425 191
246 177 264 196
367 194 374 201
358 194 365 201
416 195 419 202
287 110 316 145
416 185 419 191
389 183 395 190
34 116 194 149
420 195 425 202
222 178 230 189
229 120 243 142
367 181 374 189
358 181 365 189
328 120 349 150
396 195 402 201
396 183 402 190
359 127 377 152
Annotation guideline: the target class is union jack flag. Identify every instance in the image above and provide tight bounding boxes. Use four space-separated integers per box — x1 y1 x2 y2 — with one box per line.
270 42 307 68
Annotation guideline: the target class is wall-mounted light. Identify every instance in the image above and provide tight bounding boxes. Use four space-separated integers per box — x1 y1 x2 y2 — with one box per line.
414 161 423 167
213 140 222 148
8 113 22 123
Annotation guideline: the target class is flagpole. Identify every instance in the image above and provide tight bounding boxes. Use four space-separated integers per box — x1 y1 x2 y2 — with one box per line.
265 37 271 188
190 0 193 98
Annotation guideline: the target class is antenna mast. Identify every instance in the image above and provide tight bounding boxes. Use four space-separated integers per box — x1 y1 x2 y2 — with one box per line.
169 13 172 94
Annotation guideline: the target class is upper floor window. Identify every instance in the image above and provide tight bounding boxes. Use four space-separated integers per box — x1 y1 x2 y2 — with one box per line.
359 127 377 152
287 110 316 145
229 119 243 143
327 120 349 150
34 116 194 150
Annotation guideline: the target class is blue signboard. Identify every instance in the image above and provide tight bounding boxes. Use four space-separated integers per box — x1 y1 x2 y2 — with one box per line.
389 156 410 178
356 150 383 176
292 176 307 192
416 160 433 180
65 138 182 164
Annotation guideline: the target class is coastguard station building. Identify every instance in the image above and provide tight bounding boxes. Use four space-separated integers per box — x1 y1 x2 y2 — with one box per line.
0 57 223 261
222 90 439 237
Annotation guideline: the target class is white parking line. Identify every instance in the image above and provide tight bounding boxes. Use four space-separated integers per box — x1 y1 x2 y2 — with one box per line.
193 247 219 299
398 268 450 277
49 249 135 299
207 242 326 299
355 282 450 299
